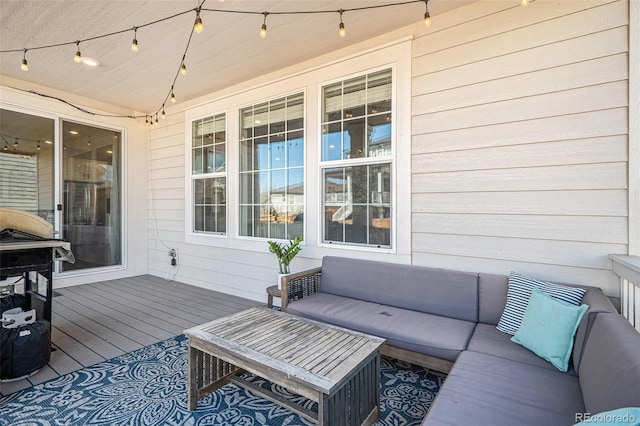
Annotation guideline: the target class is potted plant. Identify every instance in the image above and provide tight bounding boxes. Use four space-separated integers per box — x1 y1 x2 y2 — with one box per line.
268 236 303 289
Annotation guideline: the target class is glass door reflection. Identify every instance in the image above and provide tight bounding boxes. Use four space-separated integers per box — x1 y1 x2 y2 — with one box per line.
61 121 122 271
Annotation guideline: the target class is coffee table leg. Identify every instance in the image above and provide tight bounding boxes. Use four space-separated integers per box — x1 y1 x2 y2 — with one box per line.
188 341 198 410
318 392 330 425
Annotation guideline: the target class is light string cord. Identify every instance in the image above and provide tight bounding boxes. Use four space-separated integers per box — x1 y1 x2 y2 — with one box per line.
2 0 428 120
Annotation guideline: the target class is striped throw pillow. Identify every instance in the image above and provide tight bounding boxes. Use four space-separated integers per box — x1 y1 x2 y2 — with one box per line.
496 272 586 335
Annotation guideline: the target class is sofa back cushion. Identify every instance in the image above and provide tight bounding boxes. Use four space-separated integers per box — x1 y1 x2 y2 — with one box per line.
319 256 479 322
579 313 640 414
478 273 509 325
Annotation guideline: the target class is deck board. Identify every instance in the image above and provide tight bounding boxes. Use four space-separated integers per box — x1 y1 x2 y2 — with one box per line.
0 274 262 397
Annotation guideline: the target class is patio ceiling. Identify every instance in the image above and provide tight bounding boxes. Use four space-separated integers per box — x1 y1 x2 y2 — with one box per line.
0 0 474 115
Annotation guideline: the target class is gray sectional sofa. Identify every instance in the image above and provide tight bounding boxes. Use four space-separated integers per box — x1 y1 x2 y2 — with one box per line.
281 256 640 426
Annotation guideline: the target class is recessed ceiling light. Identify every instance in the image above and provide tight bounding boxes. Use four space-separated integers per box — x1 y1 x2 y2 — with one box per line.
255 120 261 124
69 130 78 135
45 140 53 144
107 150 113 154
81 57 100 67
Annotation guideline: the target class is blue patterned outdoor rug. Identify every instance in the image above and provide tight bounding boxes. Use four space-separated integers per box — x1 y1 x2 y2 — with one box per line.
0 334 444 426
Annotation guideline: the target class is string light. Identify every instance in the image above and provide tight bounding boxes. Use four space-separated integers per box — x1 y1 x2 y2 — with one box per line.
21 49 28 71
423 0 431 26
131 27 139 52
194 7 203 33
74 41 82 63
521 0 529 5
260 12 268 38
3 1 447 124
145 116 149 126
37 141 41 150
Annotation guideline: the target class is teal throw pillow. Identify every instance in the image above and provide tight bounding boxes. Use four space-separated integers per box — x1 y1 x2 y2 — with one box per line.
511 287 588 372
573 407 640 425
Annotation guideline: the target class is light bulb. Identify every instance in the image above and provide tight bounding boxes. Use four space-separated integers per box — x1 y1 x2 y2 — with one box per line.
161 109 166 119
131 27 139 52
171 92 176 103
155 116 159 124
424 12 431 26
260 24 267 38
74 42 82 63
194 16 203 33
339 22 345 37
21 58 28 71
37 144 41 150
145 116 149 126
521 0 529 5
181 64 187 75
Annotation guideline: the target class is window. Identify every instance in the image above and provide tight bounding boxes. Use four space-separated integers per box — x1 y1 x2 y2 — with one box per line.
239 93 304 240
192 113 226 234
321 69 392 248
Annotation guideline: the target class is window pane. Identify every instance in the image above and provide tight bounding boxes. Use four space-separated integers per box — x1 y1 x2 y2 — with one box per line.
239 173 255 204
323 163 391 248
343 75 366 119
239 140 254 172
214 143 225 171
322 82 342 123
239 93 304 238
191 113 226 234
287 93 304 131
344 118 365 159
193 177 226 234
322 123 342 161
193 148 203 174
368 114 392 157
320 68 392 162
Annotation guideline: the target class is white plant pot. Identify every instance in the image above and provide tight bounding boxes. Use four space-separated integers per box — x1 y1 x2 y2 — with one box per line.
277 273 290 290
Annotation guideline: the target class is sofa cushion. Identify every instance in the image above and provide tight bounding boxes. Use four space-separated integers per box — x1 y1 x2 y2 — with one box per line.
579 313 640 414
478 273 509 325
319 256 479 322
496 272 586 335
287 292 476 362
467 323 577 375
511 288 588 372
423 351 585 426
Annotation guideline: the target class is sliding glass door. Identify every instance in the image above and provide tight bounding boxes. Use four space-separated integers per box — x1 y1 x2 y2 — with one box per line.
60 121 122 272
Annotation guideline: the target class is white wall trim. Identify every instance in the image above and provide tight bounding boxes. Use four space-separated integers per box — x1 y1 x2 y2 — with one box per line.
629 0 640 255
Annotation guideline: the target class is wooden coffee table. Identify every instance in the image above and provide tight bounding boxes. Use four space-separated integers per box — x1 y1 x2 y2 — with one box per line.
184 307 385 425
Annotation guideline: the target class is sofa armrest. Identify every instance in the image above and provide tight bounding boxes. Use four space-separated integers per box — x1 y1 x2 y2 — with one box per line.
281 267 322 312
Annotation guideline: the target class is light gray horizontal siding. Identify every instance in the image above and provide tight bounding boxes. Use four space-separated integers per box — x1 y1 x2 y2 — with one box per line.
411 0 629 295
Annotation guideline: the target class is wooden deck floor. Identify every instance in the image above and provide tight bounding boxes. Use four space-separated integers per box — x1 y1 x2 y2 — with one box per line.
0 275 262 397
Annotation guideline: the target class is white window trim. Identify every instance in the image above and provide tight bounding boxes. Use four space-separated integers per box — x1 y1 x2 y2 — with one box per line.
235 90 307 243
317 63 407 256
182 38 412 263
185 110 228 240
